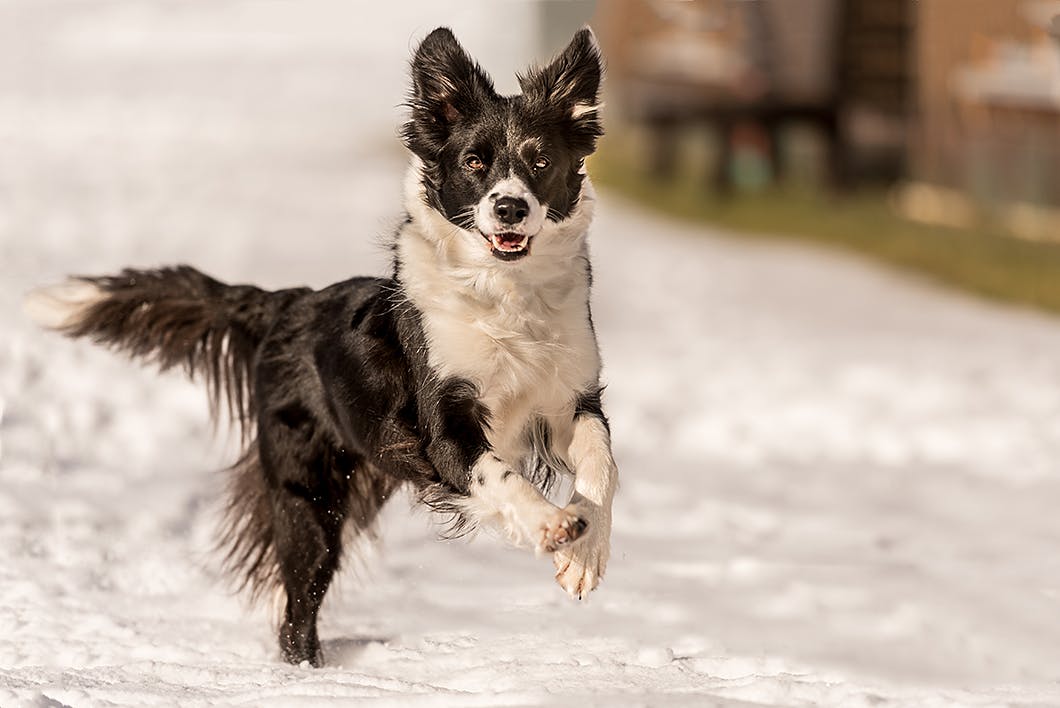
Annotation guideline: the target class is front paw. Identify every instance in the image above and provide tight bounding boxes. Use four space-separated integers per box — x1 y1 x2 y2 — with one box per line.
537 508 588 554
553 500 611 600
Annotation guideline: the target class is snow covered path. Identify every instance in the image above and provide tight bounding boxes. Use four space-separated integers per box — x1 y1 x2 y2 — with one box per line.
3 2 1060 706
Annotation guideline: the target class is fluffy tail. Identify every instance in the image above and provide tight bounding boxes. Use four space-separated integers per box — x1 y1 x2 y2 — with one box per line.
25 266 302 440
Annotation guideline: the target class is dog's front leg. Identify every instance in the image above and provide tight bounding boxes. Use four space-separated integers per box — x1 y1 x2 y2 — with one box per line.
554 412 617 599
415 379 588 552
466 453 589 553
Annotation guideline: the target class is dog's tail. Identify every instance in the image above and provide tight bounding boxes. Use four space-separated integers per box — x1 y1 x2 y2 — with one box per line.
25 266 303 440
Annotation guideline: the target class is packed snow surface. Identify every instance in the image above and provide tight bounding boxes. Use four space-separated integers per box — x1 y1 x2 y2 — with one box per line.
3 2 1060 706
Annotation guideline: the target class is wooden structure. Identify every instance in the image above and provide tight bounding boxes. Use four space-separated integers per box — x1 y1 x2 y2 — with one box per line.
596 0 913 189
914 0 1060 207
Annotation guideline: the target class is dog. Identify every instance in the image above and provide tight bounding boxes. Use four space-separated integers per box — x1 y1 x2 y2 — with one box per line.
26 26 617 667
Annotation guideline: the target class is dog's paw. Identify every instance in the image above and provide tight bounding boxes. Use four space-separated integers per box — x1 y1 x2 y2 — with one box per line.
537 508 588 554
553 533 609 600
552 500 611 600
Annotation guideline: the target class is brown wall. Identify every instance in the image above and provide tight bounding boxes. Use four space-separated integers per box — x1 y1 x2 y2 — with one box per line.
913 0 1035 186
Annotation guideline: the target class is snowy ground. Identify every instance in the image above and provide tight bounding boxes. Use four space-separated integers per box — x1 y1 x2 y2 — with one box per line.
3 2 1060 706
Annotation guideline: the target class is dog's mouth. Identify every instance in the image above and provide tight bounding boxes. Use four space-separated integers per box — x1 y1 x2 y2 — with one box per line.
482 232 532 261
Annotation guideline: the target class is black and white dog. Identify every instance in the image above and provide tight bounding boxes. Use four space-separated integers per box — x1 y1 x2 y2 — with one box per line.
27 27 617 667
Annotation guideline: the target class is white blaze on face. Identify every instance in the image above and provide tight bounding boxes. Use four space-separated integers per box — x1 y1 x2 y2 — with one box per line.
473 175 547 254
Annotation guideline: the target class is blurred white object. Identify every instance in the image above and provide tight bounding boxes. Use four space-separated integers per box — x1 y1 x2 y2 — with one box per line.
954 6 1060 110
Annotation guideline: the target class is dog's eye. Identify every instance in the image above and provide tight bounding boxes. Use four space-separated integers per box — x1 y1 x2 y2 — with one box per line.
464 155 485 171
533 156 550 171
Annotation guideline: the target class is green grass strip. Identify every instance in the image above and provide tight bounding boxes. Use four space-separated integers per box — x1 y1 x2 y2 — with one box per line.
591 150 1060 316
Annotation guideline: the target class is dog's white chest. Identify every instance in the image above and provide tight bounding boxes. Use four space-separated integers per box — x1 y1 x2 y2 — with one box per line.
401 254 598 455
397 179 603 459
422 286 599 432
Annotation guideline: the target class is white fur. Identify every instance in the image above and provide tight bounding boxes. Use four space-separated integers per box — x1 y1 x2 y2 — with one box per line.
400 157 616 598
567 415 617 508
23 280 105 330
400 158 600 460
462 452 580 553
554 415 617 598
571 102 603 120
474 174 547 238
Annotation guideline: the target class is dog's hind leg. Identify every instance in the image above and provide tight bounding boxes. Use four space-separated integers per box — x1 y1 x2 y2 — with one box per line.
258 405 385 667
267 461 343 665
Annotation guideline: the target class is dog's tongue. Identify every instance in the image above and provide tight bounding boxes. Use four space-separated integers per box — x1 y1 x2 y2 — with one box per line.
488 232 528 253
493 233 524 247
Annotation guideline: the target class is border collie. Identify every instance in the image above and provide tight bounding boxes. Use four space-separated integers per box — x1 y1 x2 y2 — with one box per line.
26 26 616 667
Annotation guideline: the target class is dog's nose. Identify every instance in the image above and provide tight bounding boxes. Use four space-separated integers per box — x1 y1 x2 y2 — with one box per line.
493 197 529 226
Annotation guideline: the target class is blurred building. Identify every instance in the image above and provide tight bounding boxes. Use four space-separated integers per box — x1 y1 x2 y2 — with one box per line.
595 0 1060 226
915 0 1060 210
596 0 912 189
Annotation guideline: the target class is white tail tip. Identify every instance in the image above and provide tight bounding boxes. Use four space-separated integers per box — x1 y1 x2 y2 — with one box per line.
23 280 105 330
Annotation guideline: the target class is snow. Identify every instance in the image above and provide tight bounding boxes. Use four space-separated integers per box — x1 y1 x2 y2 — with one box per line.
4 1 1060 706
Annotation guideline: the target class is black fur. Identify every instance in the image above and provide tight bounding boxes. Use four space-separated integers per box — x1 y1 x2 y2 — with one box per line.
60 270 497 665
574 385 609 433
59 266 307 439
43 27 609 668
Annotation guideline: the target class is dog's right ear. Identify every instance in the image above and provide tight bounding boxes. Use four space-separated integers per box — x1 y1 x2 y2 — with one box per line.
403 28 495 159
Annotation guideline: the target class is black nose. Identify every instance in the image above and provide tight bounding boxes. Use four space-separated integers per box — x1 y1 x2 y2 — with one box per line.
493 196 529 226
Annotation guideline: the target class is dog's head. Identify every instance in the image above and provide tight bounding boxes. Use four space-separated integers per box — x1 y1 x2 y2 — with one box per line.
402 27 603 263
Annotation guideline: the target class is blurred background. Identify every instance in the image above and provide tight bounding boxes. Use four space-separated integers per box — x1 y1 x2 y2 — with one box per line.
592 0 1060 312
3 1 1060 705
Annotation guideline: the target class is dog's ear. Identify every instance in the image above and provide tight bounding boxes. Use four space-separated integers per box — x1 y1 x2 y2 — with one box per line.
519 27 604 155
403 27 495 158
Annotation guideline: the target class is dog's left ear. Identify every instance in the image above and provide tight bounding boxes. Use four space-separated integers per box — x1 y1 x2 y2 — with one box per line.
520 27 604 153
